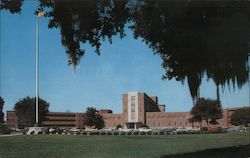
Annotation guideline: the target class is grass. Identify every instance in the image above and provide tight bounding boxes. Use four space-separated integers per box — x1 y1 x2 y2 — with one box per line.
161 144 250 158
0 132 249 158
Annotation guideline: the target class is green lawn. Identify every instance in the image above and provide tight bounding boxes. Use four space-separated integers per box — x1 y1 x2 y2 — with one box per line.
0 132 249 158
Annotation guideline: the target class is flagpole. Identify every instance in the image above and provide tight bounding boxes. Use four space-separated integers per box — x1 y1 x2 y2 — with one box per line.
35 11 44 126
35 13 39 125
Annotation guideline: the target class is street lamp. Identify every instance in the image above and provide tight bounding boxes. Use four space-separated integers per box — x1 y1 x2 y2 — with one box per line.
35 10 45 126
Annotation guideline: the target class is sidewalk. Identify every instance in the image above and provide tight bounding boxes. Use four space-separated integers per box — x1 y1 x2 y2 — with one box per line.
0 133 22 137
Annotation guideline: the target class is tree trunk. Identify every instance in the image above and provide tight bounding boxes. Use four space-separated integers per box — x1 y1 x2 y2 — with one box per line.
216 84 220 101
206 119 209 128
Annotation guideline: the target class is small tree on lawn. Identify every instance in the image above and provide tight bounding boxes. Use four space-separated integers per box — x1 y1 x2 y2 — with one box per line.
190 98 223 127
14 97 49 128
84 107 104 129
230 107 250 127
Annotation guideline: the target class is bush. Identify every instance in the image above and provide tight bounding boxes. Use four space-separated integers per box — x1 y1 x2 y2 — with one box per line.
90 131 99 135
100 132 106 135
76 132 81 135
81 132 87 135
140 132 146 135
120 131 126 135
159 131 165 135
107 132 112 135
146 131 152 135
127 132 132 135
113 131 119 135
0 125 11 135
133 131 139 135
153 131 159 135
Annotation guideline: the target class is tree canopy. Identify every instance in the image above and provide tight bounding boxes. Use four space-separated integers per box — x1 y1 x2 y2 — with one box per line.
189 98 223 127
84 107 104 129
0 96 5 125
230 107 250 127
1 0 249 102
14 97 49 128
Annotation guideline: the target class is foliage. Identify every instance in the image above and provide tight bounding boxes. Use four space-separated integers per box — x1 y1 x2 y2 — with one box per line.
189 98 223 126
84 107 104 129
0 0 24 13
116 124 122 129
0 96 4 124
0 124 11 134
230 107 250 126
1 0 249 101
14 97 49 128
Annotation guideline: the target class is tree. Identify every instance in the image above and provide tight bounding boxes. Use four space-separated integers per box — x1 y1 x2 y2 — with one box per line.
190 98 223 127
0 97 5 125
1 1 249 102
14 97 49 128
84 107 104 129
116 124 122 129
230 107 250 127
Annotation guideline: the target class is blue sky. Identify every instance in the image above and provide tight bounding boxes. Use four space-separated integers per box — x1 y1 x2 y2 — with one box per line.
0 1 249 116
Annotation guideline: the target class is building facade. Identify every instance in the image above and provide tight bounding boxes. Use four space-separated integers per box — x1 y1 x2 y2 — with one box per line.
42 112 85 129
6 91 244 129
6 111 18 128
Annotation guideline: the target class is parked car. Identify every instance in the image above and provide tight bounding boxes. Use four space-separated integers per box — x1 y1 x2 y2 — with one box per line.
139 126 152 132
175 127 188 133
227 127 240 132
118 128 133 132
68 128 80 132
100 128 112 132
208 127 225 133
84 128 97 132
26 127 46 135
49 127 62 134
160 128 176 133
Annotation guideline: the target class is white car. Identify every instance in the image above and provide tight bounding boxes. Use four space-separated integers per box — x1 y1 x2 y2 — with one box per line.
118 128 133 132
84 128 97 132
49 128 56 133
100 128 112 132
175 127 188 132
26 127 46 135
68 128 80 132
139 127 152 132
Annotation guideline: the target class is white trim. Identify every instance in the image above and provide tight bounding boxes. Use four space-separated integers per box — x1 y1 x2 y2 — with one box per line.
127 92 139 122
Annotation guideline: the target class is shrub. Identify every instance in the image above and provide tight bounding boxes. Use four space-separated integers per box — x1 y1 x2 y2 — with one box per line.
140 132 146 135
81 132 87 135
107 132 112 135
0 126 11 134
127 132 132 135
120 131 125 135
113 131 119 135
76 132 81 135
153 131 159 135
90 131 99 135
133 131 139 135
159 131 165 135
100 132 106 135
146 131 152 135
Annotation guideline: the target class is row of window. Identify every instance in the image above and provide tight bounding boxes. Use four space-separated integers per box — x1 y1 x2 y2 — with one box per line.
7 119 17 122
147 121 189 127
147 115 187 119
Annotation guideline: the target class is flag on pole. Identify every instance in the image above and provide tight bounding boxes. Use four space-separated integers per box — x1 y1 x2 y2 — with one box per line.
37 11 45 17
